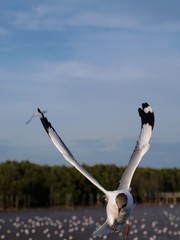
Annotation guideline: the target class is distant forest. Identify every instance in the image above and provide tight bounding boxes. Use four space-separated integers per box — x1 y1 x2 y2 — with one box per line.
0 160 179 210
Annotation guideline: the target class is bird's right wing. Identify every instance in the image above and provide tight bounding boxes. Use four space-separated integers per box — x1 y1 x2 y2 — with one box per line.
118 102 155 190
37 108 108 196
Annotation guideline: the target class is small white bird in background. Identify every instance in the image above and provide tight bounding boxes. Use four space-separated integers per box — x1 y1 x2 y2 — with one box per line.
25 110 47 125
34 102 155 239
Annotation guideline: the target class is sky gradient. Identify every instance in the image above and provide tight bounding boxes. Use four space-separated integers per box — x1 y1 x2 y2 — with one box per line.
0 0 180 168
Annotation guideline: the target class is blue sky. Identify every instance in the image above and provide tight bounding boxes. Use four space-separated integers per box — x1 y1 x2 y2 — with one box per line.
0 0 180 168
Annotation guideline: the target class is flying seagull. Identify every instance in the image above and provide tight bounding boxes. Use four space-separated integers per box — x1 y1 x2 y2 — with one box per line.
35 102 154 239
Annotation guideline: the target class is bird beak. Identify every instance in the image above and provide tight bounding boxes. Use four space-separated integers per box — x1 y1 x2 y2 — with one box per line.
118 208 122 214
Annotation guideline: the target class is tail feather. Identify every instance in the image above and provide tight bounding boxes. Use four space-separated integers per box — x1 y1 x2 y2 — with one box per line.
92 220 114 237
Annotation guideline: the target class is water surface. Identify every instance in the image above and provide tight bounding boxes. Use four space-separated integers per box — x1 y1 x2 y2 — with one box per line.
0 205 179 239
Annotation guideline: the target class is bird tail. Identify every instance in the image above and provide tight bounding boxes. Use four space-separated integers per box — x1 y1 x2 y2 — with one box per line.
92 220 114 237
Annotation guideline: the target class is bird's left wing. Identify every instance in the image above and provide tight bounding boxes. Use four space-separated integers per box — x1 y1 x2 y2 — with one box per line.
118 102 155 190
37 108 108 196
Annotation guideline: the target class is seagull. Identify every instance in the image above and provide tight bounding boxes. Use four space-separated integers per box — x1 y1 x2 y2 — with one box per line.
35 102 154 239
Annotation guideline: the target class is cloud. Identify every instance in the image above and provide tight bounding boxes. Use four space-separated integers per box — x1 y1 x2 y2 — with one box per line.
7 54 179 88
29 61 147 84
3 1 179 33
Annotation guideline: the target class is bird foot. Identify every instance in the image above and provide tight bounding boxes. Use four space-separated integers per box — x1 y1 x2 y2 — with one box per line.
110 225 120 233
110 223 129 239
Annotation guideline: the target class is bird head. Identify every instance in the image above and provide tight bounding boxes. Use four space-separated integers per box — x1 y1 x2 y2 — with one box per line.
116 193 128 214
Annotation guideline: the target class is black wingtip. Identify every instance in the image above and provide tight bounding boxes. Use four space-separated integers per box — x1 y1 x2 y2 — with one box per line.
37 108 52 134
138 102 155 130
142 102 149 109
37 108 44 117
37 108 46 121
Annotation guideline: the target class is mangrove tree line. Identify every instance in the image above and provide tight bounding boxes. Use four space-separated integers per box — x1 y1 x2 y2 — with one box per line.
0 160 179 209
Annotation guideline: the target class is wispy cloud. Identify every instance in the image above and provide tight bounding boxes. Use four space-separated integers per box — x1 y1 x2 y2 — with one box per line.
2 1 179 33
28 61 147 84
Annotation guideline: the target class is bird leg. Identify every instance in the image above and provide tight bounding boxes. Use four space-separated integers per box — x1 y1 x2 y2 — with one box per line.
117 224 130 240
125 223 129 239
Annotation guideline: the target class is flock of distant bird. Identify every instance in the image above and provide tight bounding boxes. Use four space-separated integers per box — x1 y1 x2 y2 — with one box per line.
0 206 179 239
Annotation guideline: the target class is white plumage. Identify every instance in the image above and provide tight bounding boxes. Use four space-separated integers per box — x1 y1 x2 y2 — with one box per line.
34 102 155 238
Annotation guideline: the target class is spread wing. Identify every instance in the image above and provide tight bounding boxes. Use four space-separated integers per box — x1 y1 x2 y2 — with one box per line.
37 108 108 195
118 102 155 190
